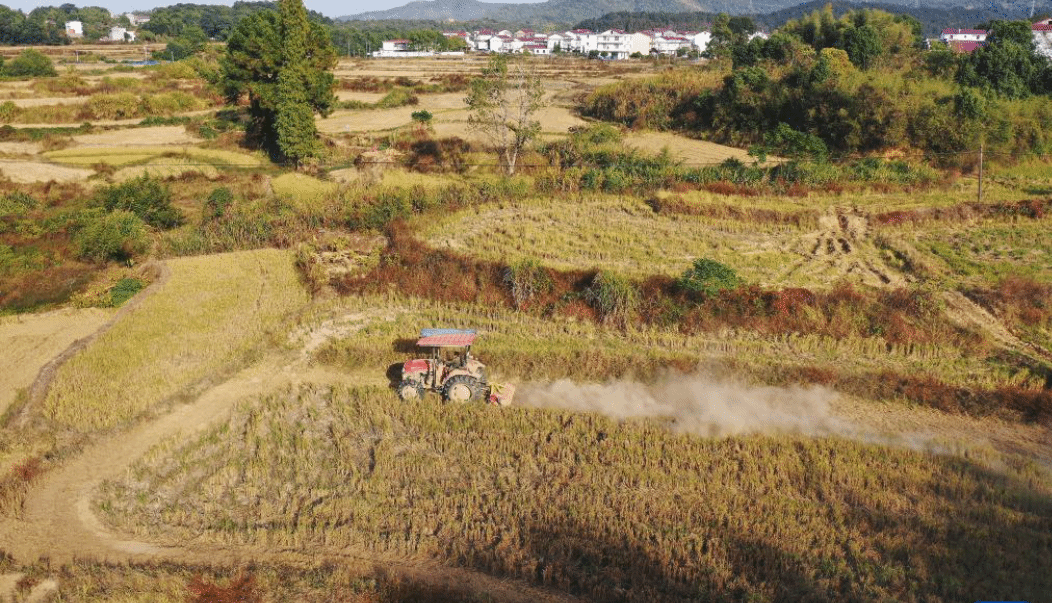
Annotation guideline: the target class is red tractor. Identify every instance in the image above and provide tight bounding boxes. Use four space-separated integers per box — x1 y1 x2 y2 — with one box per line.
397 329 514 404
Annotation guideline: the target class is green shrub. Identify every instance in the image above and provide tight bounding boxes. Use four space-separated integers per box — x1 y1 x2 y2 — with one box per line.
585 271 640 326
571 123 622 146
503 257 552 310
678 258 743 298
204 187 233 221
375 88 419 109
2 50 57 78
109 278 146 306
149 60 199 80
87 93 140 120
139 115 191 126
411 109 433 124
97 176 183 229
77 211 149 263
0 192 37 217
141 91 201 115
0 101 18 123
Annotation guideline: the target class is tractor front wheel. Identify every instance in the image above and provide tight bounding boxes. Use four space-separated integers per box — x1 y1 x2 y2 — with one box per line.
443 375 483 403
398 380 425 401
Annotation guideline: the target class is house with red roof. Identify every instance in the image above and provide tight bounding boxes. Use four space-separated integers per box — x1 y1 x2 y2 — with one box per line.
940 28 987 44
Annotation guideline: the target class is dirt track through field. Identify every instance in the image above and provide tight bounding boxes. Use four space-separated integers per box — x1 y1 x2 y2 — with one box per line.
775 209 908 288
0 290 577 603
0 309 110 417
12 263 171 430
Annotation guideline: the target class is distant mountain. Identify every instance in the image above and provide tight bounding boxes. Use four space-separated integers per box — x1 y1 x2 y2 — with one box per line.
573 0 1052 37
341 0 1052 28
343 0 736 24
755 0 1052 35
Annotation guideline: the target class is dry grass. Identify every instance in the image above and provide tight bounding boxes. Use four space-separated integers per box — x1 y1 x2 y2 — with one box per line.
623 130 758 166
72 126 201 146
335 90 387 103
0 308 112 417
306 294 1031 396
42 249 309 431
3 96 87 108
898 215 1052 286
419 196 850 287
271 173 339 200
26 557 494 602
0 160 94 183
43 146 263 168
0 141 42 155
112 157 220 182
98 379 1052 603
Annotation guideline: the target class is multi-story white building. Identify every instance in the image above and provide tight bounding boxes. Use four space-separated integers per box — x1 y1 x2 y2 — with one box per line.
65 21 83 38
565 29 597 54
594 30 651 59
649 32 692 55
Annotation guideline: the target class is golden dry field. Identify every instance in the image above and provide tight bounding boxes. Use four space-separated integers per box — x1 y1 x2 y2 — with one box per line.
0 50 1050 603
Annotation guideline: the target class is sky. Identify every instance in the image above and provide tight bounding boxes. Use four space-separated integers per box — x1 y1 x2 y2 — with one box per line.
5 0 549 19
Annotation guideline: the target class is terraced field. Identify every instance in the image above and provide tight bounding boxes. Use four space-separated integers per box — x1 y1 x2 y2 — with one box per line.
0 52 1050 603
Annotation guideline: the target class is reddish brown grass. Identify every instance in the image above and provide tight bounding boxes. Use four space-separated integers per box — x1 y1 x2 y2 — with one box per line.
187 572 260 603
873 199 1052 226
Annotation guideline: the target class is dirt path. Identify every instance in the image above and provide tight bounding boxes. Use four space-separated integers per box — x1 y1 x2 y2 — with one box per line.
0 303 575 603
11 262 171 431
0 309 110 417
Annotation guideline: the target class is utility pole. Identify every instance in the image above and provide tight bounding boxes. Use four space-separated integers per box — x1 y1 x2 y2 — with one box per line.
977 143 984 203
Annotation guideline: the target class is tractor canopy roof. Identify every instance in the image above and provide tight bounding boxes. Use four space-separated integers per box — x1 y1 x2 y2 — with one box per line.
417 328 477 347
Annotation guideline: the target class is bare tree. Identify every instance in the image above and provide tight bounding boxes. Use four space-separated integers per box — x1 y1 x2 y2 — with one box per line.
465 54 547 176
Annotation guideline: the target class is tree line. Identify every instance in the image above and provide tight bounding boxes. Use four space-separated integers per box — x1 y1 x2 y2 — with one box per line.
585 6 1052 162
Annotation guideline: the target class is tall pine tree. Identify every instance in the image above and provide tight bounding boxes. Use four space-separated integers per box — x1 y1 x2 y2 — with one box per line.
222 0 335 165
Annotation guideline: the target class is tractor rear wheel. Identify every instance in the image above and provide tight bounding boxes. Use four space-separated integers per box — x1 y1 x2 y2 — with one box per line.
398 380 424 401
443 375 483 403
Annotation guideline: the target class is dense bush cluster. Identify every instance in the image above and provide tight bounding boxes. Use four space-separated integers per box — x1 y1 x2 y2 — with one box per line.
585 8 1052 161
0 49 57 78
96 176 183 229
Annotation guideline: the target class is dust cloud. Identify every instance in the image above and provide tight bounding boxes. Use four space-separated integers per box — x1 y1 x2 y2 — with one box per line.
517 374 854 438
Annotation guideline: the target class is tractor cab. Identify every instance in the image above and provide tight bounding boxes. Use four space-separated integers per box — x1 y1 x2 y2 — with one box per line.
398 329 489 402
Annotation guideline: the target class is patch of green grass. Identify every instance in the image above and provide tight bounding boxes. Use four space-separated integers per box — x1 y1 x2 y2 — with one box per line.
906 217 1052 287
108 278 145 307
270 173 339 201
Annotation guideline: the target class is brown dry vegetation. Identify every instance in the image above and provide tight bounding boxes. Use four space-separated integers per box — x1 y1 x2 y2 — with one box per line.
14 558 489 602
98 384 1052 603
4 54 1052 603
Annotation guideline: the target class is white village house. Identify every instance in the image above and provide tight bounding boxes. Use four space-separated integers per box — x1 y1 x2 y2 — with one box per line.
108 26 135 42
594 30 652 59
64 20 83 38
374 24 750 59
1033 20 1052 59
940 28 988 44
